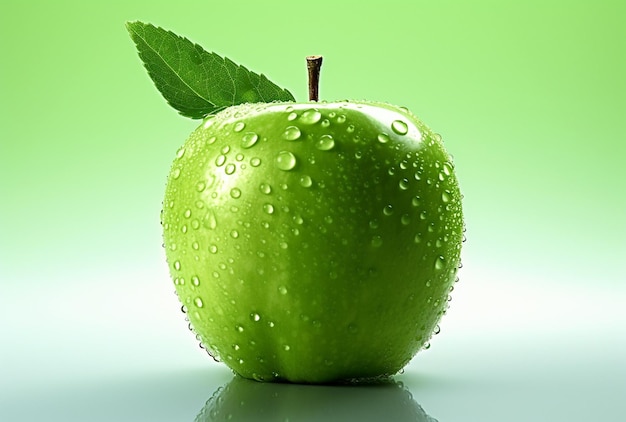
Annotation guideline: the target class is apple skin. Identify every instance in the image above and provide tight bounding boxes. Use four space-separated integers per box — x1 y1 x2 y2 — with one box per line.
161 101 463 383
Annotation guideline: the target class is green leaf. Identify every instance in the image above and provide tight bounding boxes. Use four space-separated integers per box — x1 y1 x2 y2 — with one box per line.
126 21 296 119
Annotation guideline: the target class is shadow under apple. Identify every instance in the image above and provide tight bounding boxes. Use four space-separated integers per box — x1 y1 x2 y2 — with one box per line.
195 375 438 422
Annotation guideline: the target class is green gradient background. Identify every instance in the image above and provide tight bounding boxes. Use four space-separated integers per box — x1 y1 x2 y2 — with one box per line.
1 1 625 421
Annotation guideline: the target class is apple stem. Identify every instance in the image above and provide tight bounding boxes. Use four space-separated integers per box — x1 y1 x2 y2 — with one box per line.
306 55 323 101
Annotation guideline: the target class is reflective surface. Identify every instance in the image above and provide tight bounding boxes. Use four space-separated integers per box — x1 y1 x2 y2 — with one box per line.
2 268 624 421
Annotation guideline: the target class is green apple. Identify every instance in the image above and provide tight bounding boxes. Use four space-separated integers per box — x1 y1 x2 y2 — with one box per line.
161 100 463 383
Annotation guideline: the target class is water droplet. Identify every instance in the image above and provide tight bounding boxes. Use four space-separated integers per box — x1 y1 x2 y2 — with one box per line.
275 151 297 171
263 203 275 214
176 147 186 158
371 235 383 247
250 157 261 167
241 132 259 148
221 145 231 155
321 119 330 128
299 175 313 187
174 261 181 271
411 196 421 207
194 297 204 308
192 276 200 286
230 230 239 238
434 256 445 270
315 134 335 151
215 155 226 167
401 214 411 225
209 244 218 254
347 124 355 133
260 183 272 194
283 126 302 141
192 241 200 250
283 345 291 351
391 120 408 135
196 181 206 192
383 204 394 216
414 233 422 243
441 191 451 203
426 280 431 287
230 188 242 199
420 210 427 220
300 109 322 124
377 133 390 144
399 178 409 190
278 286 288 295
207 136 217 145
205 211 217 229
250 313 261 322
225 163 236 175
234 121 245 132
287 111 298 121
434 325 441 335
236 325 244 332
184 209 192 218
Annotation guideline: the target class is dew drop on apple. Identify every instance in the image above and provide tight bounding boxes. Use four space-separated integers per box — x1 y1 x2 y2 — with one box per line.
250 157 261 167
321 119 330 128
377 133 390 144
263 203 274 214
230 188 242 199
434 256 445 270
315 134 335 151
401 214 411 225
215 155 226 167
233 121 245 132
225 163 236 175
287 111 298 121
174 260 181 271
194 297 204 308
204 211 217 229
275 151 297 171
230 229 239 238
299 175 313 188
383 204 394 216
236 325 244 332
371 235 383 247
399 178 410 190
278 285 288 295
196 181 206 192
441 191 451 203
250 312 261 322
300 109 322 124
209 244 218 254
259 183 272 195
241 132 259 149
176 147 186 158
283 126 302 141
391 120 408 135
283 345 291 351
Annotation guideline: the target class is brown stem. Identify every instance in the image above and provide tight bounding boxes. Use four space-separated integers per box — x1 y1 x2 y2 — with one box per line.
306 55 323 101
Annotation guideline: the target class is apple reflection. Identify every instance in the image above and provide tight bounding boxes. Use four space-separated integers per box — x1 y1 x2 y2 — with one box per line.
195 375 438 422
